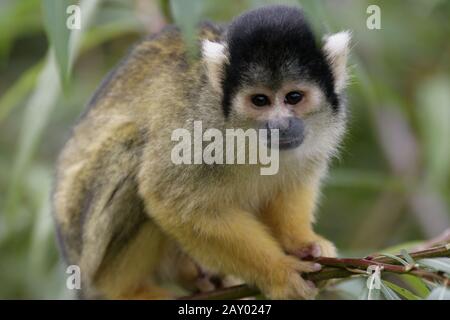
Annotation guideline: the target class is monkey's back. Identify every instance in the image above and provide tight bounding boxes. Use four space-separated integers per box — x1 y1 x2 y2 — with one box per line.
53 24 223 265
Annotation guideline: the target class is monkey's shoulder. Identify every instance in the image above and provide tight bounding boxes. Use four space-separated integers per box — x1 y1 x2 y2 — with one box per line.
127 22 224 68
84 23 223 111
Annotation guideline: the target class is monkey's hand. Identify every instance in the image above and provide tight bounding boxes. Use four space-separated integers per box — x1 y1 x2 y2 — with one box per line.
263 255 322 299
288 234 337 260
261 185 337 259
146 200 321 299
284 234 337 290
272 232 337 292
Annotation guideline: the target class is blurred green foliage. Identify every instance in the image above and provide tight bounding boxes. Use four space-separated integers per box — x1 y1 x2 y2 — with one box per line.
0 0 449 299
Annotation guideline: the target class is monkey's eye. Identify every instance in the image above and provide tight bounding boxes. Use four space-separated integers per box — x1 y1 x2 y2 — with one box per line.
285 91 304 105
251 94 270 107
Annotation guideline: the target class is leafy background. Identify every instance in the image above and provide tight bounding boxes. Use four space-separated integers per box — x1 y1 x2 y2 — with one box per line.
0 0 449 299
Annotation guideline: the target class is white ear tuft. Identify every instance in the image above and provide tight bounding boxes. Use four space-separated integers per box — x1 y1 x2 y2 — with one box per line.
202 40 228 92
202 40 227 63
323 31 351 93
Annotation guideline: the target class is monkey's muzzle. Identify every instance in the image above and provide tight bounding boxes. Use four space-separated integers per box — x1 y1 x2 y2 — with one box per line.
263 117 305 150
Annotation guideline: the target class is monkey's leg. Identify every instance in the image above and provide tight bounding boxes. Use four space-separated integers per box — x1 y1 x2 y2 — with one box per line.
146 198 321 299
90 221 174 300
171 255 243 293
155 241 213 293
158 248 224 293
56 122 173 299
77 183 174 299
260 184 336 259
76 169 173 299
156 240 244 294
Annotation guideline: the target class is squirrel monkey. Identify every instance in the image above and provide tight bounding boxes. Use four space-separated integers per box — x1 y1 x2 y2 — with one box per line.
53 5 350 299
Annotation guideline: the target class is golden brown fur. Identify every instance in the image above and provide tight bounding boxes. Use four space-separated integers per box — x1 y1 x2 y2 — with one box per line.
53 11 349 299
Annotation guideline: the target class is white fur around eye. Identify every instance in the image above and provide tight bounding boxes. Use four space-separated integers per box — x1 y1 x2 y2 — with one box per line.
323 31 351 93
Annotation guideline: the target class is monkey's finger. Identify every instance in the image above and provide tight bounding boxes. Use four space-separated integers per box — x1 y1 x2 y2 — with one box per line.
292 260 322 273
293 243 322 260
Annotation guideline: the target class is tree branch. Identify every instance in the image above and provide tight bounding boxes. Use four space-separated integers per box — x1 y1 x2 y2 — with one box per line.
181 242 450 300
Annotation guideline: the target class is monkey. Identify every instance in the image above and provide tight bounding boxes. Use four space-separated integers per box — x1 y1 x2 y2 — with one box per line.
53 5 351 299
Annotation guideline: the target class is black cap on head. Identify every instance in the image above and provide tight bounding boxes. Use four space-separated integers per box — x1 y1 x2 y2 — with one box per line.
222 5 339 117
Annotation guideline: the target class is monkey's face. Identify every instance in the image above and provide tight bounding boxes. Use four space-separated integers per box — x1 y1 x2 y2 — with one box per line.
230 79 337 151
202 6 350 158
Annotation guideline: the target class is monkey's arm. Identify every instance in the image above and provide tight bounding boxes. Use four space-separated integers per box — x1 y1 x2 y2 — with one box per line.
145 198 321 299
261 183 336 259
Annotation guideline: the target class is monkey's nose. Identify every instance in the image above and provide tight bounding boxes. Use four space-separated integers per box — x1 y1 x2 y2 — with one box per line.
266 118 291 131
264 117 305 149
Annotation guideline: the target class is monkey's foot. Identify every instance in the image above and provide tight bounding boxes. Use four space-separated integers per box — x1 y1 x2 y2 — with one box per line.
119 284 174 300
194 267 243 293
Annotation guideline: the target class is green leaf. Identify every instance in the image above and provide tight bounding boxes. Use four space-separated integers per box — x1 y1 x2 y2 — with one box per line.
0 0 42 63
334 278 366 299
400 274 431 299
159 0 172 22
358 286 369 300
4 0 101 225
427 286 450 300
4 52 61 221
363 275 382 300
170 0 204 56
383 280 421 300
367 288 382 300
81 20 141 53
41 0 101 86
0 0 102 124
67 0 102 70
26 166 52 273
400 249 416 265
41 0 72 86
418 258 450 275
379 253 410 266
380 281 401 300
0 61 42 123
415 76 450 190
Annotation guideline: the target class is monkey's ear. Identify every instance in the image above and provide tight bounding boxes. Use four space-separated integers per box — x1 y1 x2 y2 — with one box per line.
202 40 228 92
322 31 351 93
